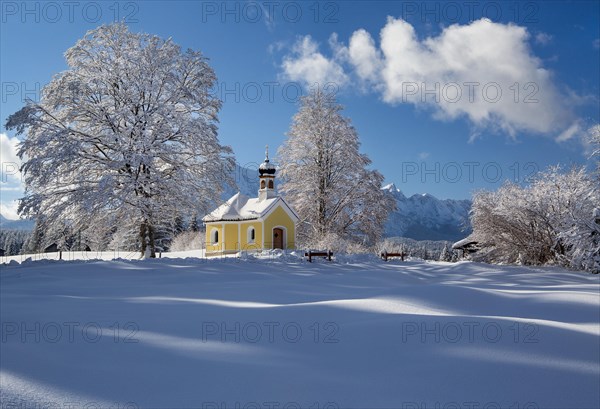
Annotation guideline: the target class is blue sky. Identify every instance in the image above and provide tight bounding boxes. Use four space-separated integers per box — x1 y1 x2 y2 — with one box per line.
1 0 599 218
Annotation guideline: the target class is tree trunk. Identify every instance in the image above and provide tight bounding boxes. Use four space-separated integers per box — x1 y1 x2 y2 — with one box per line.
140 221 156 258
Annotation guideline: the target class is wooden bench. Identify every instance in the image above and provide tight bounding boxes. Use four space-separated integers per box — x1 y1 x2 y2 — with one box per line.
305 250 333 262
381 251 406 261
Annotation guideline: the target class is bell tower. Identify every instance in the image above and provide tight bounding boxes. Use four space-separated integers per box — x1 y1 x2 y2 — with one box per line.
258 145 276 201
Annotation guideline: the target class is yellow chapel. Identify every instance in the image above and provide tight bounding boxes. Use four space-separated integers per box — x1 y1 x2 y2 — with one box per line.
203 147 299 256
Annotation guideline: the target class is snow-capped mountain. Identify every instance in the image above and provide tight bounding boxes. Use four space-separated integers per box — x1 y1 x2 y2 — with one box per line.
222 163 266 200
382 183 471 241
0 214 35 231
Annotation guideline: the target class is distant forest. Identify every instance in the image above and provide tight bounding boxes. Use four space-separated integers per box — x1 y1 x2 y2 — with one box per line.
0 229 31 256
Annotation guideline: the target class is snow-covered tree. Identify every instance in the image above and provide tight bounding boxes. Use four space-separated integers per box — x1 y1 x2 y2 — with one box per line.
24 217 48 253
108 220 139 253
471 166 599 271
6 23 233 258
44 219 76 252
278 88 395 246
189 212 200 232
439 243 453 262
561 207 600 273
170 230 205 252
450 249 460 262
0 229 31 256
82 222 114 251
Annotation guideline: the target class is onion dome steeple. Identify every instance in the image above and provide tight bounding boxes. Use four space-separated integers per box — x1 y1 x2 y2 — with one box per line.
259 145 276 175
258 145 276 201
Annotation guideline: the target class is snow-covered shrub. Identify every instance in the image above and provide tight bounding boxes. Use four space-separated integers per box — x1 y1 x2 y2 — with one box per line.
471 166 599 272
560 207 600 273
304 232 370 254
170 231 205 252
376 239 407 256
375 238 451 261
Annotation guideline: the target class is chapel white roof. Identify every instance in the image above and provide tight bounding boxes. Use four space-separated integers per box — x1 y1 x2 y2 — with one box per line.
203 192 297 222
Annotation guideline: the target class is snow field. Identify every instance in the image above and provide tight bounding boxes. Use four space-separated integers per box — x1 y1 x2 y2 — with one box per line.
1 256 599 408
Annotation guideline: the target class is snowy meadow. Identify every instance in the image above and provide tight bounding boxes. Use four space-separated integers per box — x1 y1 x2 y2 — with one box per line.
1 254 599 408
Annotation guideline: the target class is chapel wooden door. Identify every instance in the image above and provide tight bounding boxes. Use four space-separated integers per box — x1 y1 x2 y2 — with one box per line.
273 228 284 249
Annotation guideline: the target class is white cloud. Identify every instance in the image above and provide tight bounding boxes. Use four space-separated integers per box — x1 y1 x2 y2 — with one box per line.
256 2 276 31
267 41 286 55
556 121 581 142
0 133 22 184
348 29 383 83
555 122 600 160
593 39 600 50
534 32 553 45
418 152 430 160
328 33 349 62
281 35 348 87
0 134 24 216
0 200 20 220
278 18 582 140
1 133 20 167
377 18 572 137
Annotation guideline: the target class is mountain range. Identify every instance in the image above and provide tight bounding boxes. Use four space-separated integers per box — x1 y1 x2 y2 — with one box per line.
381 184 471 242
